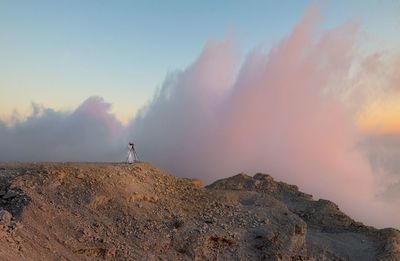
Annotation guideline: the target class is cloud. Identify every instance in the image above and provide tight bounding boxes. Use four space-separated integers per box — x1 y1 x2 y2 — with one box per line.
360 134 400 201
0 96 125 162
130 6 400 228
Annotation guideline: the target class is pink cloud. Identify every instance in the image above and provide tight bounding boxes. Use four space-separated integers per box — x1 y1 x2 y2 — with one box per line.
75 96 123 136
131 6 400 228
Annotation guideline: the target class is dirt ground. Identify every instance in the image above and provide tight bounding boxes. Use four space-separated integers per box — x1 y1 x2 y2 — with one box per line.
0 162 399 260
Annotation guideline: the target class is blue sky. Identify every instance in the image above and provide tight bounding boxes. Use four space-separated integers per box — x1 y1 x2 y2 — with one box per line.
1 0 399 122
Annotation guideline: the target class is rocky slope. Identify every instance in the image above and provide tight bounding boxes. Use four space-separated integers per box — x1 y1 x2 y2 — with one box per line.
0 162 399 260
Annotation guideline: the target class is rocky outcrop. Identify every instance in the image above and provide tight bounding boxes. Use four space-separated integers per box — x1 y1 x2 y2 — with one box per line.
0 163 399 260
208 172 400 260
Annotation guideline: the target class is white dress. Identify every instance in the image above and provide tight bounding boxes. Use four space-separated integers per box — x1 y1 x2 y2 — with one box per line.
127 144 134 163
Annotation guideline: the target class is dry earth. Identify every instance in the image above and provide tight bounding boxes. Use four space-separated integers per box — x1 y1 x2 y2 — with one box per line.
0 162 399 260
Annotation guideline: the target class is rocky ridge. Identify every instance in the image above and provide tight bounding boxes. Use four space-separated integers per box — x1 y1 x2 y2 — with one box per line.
0 162 399 260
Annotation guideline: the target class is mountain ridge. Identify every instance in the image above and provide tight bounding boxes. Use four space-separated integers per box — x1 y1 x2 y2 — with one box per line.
0 162 399 260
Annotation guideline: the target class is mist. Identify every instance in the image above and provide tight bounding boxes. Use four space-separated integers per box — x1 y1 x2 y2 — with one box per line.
130 6 400 228
1 6 400 228
0 97 125 162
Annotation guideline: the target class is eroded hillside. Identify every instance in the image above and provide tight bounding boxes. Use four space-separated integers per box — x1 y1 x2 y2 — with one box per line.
0 163 399 260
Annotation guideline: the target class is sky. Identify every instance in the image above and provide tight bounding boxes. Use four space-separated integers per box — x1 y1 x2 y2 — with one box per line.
1 1 400 229
1 0 400 125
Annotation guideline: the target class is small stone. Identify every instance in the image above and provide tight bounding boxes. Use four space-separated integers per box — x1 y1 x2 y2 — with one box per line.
3 190 18 200
0 210 12 224
190 179 203 188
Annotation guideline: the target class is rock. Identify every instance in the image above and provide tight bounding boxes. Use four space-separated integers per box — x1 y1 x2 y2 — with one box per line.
0 210 12 225
253 173 274 181
190 179 203 188
3 190 18 200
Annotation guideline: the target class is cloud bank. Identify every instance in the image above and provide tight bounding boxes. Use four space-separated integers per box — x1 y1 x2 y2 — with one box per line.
130 6 400 228
0 97 124 162
1 6 400 228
